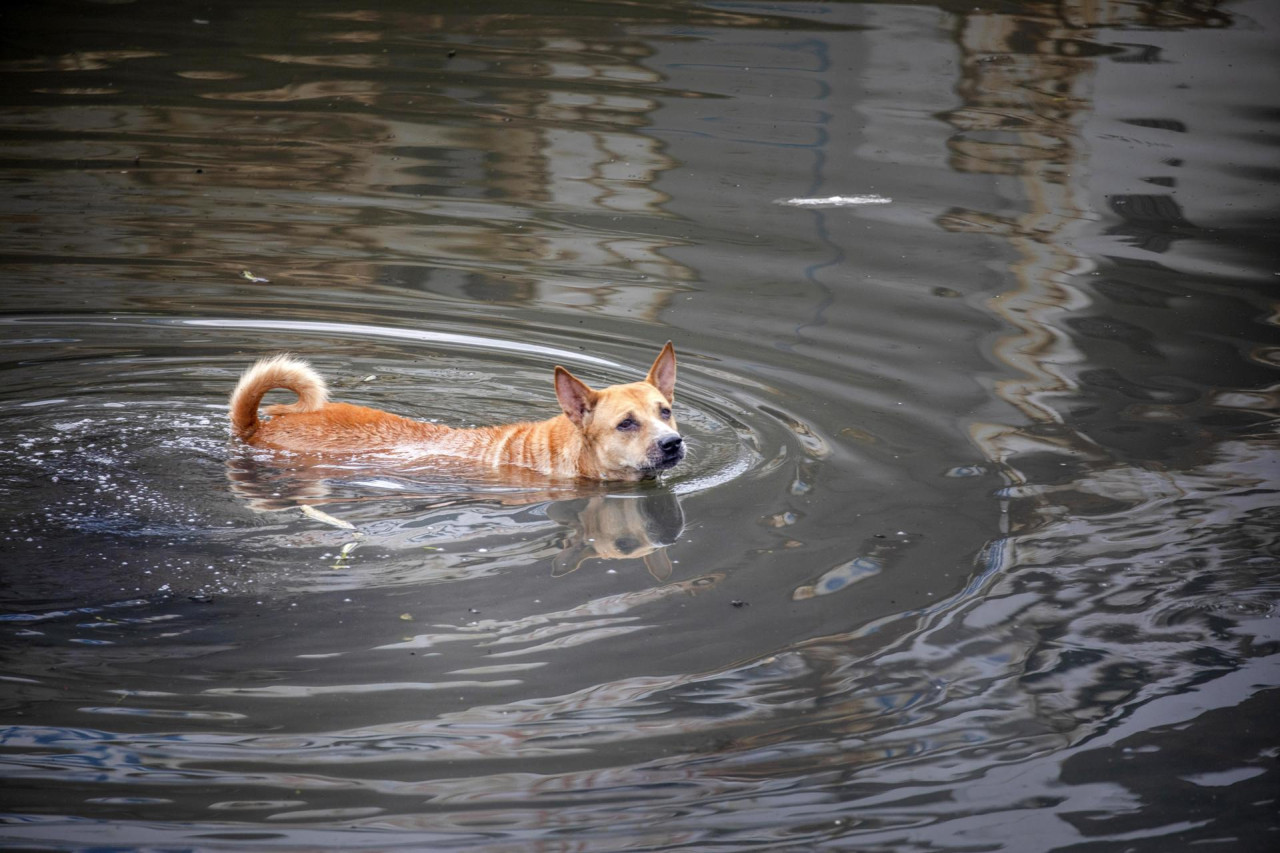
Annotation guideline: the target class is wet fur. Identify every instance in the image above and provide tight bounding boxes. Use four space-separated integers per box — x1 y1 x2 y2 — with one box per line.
228 343 684 481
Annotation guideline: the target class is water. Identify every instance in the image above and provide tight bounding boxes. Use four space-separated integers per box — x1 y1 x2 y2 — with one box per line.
1 1 1276 850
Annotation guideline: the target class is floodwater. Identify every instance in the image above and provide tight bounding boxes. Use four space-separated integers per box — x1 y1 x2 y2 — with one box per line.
1 0 1276 850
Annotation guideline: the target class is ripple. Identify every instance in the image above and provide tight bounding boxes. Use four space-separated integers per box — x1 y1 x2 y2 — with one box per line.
0 312 811 604
204 680 523 698
77 706 248 721
0 313 777 500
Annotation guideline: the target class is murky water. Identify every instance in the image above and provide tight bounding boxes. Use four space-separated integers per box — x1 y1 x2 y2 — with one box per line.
2 1 1277 850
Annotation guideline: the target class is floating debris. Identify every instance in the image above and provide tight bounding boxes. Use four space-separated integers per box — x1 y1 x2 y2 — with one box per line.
300 504 357 531
331 540 360 570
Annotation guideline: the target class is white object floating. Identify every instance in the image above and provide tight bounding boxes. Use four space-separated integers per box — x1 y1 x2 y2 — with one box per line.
775 195 892 207
300 504 358 532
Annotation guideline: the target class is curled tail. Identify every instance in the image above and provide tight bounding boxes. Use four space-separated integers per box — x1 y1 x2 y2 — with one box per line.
229 354 329 441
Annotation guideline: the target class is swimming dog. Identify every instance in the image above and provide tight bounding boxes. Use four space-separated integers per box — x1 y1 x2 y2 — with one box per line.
229 343 685 481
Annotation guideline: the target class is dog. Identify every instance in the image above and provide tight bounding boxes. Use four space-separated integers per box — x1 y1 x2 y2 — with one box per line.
229 342 685 481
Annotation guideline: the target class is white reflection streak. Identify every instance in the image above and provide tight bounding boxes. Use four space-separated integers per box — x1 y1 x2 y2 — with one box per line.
774 195 892 207
204 680 522 697
179 318 617 367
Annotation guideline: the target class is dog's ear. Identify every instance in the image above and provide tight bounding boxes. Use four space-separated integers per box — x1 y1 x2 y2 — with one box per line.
645 341 677 402
643 549 674 582
552 540 595 576
555 366 598 427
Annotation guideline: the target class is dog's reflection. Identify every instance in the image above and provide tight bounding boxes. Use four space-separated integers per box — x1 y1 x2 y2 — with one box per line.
226 453 685 580
546 492 685 581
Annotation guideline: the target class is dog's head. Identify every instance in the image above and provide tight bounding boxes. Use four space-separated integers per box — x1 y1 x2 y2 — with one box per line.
554 342 685 481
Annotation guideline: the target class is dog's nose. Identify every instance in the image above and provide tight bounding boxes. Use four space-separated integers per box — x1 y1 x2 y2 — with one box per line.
659 434 683 455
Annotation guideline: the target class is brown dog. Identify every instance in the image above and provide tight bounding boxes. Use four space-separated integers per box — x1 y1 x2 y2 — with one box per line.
229 343 685 481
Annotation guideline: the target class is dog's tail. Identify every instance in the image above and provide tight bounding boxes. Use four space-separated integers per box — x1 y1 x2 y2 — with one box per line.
228 354 328 441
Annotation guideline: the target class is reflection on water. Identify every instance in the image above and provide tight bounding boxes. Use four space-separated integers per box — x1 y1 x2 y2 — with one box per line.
0 2 698 322
1 0 1277 850
548 492 684 580
228 447 687 582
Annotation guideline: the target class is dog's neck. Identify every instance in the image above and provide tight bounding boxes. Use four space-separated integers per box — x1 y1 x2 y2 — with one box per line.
541 415 595 478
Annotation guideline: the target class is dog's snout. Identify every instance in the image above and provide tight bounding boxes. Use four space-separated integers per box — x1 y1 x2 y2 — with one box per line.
641 431 685 477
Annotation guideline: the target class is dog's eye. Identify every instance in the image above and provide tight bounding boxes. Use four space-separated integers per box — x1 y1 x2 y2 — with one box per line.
659 407 672 420
617 417 638 431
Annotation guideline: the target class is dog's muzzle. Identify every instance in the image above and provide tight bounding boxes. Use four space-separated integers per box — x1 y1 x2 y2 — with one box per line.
647 433 685 472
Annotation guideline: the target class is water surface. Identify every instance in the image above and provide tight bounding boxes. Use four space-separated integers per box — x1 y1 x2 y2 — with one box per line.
1 0 1277 850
